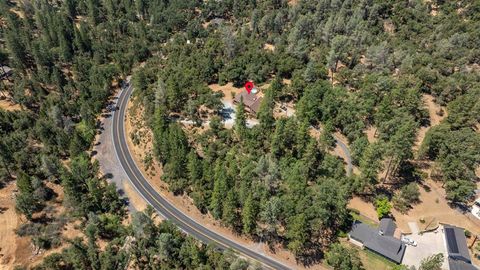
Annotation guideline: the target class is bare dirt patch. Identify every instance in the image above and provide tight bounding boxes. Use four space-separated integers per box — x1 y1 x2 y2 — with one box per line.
0 183 20 269
287 0 298 6
348 196 379 223
0 97 21 112
263 43 275 52
383 20 395 34
365 126 377 144
122 179 148 212
209 83 240 103
125 96 327 270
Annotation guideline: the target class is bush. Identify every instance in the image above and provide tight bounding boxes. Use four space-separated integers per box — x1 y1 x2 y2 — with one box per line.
375 196 391 219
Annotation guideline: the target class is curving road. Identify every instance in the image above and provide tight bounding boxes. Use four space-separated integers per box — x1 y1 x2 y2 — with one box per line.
112 85 292 270
332 134 353 176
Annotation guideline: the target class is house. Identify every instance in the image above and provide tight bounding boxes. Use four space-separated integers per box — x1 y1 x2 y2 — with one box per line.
349 218 406 264
233 89 263 114
443 224 478 270
0 66 12 80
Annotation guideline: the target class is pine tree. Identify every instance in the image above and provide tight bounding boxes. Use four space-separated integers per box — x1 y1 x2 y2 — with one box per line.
242 194 257 235
222 189 238 229
235 97 247 139
286 213 308 256
187 150 202 186
257 86 275 131
210 161 227 219
16 170 34 194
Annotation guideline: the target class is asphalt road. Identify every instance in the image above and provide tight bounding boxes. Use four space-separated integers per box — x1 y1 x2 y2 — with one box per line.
112 85 292 270
333 135 353 176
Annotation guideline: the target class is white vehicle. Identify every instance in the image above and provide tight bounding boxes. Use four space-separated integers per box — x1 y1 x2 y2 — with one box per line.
401 236 418 247
471 198 480 220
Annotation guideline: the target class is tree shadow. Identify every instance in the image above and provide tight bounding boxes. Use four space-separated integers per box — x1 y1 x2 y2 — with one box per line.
102 173 114 179
31 214 55 224
296 242 325 267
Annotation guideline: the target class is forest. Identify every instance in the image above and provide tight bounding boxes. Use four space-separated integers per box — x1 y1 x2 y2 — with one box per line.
0 0 479 269
0 0 256 268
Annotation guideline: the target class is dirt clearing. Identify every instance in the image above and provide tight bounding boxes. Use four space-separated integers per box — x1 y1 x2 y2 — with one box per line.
0 97 21 112
0 182 20 269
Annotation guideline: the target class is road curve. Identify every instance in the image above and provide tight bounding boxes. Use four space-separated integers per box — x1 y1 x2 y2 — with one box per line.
333 136 353 176
112 85 292 270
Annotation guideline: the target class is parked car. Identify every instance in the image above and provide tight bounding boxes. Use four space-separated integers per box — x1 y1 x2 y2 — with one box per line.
401 236 417 247
471 198 480 220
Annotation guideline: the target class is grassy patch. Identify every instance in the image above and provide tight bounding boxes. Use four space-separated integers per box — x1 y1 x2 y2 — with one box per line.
358 248 398 270
342 240 397 270
350 211 378 227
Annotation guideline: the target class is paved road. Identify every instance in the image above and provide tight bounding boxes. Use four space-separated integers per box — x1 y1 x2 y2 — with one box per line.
333 135 353 176
112 85 292 270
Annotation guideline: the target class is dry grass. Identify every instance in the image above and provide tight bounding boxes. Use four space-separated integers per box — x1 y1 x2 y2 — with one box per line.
392 175 480 236
263 43 275 52
209 83 240 103
0 182 20 269
122 179 148 212
287 0 298 6
348 197 379 223
0 97 21 112
365 126 378 143
383 20 395 34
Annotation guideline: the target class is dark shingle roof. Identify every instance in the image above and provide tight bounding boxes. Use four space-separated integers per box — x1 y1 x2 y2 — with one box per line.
349 220 406 264
364 235 406 263
444 224 471 263
449 258 478 270
379 218 396 236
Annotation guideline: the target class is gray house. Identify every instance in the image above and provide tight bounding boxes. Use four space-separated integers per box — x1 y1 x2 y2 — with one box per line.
443 224 478 270
349 218 406 264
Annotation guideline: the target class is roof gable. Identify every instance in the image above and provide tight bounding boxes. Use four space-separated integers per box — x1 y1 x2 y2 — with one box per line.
379 218 396 236
234 90 263 113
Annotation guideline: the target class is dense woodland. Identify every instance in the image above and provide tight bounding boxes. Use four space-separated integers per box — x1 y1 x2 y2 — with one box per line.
0 0 479 269
0 0 255 268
